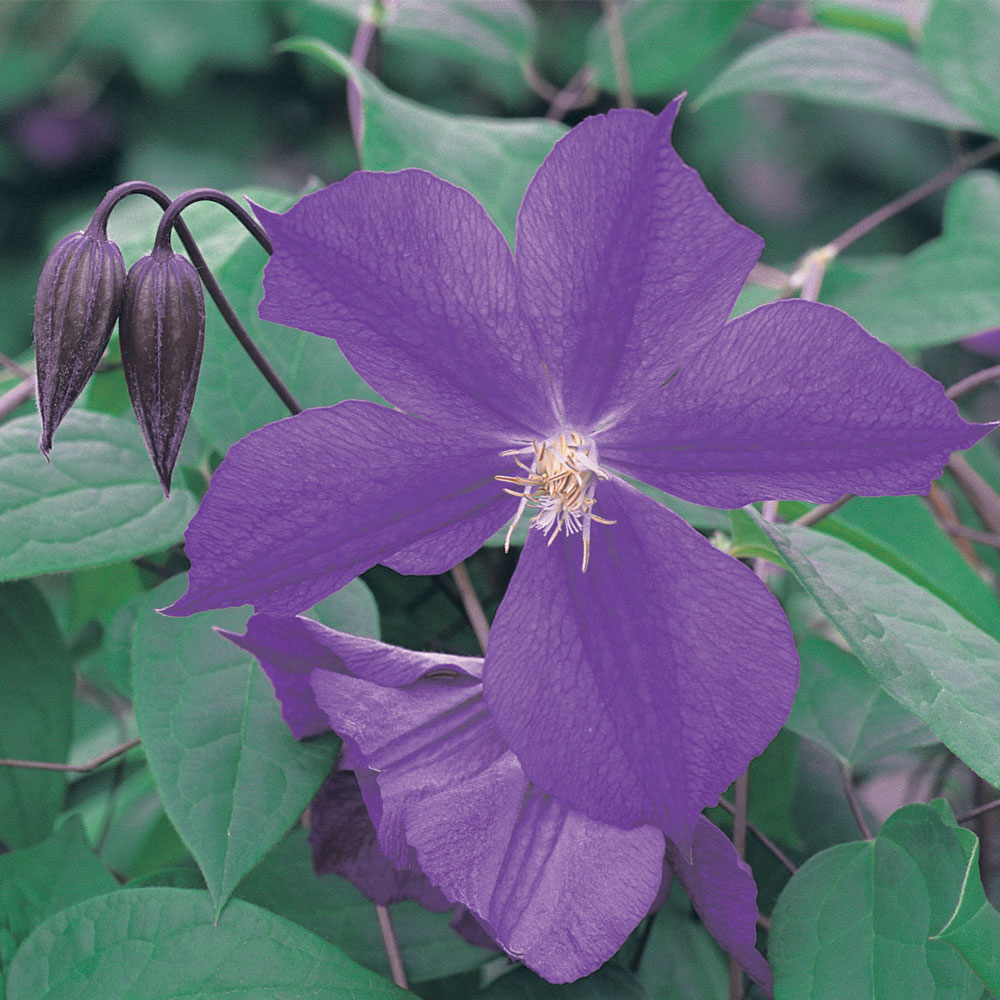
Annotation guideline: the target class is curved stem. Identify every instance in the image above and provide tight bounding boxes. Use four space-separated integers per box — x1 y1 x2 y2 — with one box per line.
0 737 140 773
154 188 271 255
947 363 1000 401
829 139 1000 254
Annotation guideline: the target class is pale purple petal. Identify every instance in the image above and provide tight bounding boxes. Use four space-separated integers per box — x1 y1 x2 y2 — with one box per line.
309 767 451 911
254 174 554 439
165 401 510 616
287 625 666 983
484 478 798 853
514 100 763 430
601 300 993 508
668 817 772 995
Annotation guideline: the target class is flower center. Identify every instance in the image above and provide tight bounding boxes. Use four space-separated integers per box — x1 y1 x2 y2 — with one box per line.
496 431 614 572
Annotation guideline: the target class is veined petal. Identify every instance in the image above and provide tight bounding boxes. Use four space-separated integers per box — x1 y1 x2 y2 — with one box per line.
601 299 993 508
484 478 798 853
166 401 510 616
254 173 554 440
668 817 772 994
235 616 666 984
514 100 763 430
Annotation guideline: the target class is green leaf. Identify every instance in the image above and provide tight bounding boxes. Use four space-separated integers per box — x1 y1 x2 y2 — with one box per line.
921 0 1000 137
586 0 753 97
0 581 74 848
771 803 984 999
696 28 980 130
279 37 566 245
4 887 409 999
638 884 726 999
0 818 118 973
787 636 936 766
131 576 339 914
0 411 196 581
937 826 1000 994
237 828 491 983
828 172 1000 349
177 188 381 457
753 515 1000 787
477 964 648 999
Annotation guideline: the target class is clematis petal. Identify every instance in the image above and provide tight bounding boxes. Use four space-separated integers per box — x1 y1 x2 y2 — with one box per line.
308 767 451 912
254 173 553 440
667 817 772 994
601 299 993 508
165 401 510 616
514 99 763 430
484 478 798 854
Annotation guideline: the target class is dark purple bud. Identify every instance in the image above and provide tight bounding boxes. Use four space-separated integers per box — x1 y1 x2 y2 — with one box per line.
33 228 126 455
119 246 205 495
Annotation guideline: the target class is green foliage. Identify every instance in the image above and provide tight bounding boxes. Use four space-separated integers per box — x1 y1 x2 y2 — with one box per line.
4 887 410 999
0 411 196 581
696 28 978 130
278 38 566 245
771 803 986 999
0 581 74 848
755 515 1000 791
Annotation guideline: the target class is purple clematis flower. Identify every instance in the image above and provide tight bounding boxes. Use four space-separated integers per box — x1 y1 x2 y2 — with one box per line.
225 614 772 988
167 99 989 855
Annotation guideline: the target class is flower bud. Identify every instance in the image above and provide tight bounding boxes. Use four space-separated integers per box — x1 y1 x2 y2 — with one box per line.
33 228 126 455
119 246 205 495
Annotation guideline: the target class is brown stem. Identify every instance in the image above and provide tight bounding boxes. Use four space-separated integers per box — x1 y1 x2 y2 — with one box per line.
939 520 1000 548
716 796 797 875
0 737 140 773
0 373 37 421
946 454 1000 535
348 1 382 158
450 561 490 654
927 484 979 566
842 764 872 840
375 904 409 990
0 351 32 377
957 795 1000 824
545 65 598 122
792 493 855 528
829 140 1000 254
600 0 635 108
947 363 1000 401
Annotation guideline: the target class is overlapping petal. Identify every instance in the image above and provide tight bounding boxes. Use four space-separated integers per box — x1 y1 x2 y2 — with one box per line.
668 817 772 994
484 478 798 853
514 100 763 430
166 401 510 617
600 300 993 508
254 173 554 440
231 615 667 984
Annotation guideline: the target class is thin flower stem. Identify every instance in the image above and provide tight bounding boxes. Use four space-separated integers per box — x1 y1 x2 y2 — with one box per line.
939 520 1000 548
0 373 37 421
947 454 1000 536
0 737 140 773
947 363 1000 401
748 262 791 291
716 796 797 875
829 139 1000 254
374 904 409 990
451 561 490 654
957 796 1000 824
600 0 635 108
348 0 382 158
792 492 855 528
0 351 31 377
842 764 872 840
544 65 598 122
927 483 978 567
154 190 301 418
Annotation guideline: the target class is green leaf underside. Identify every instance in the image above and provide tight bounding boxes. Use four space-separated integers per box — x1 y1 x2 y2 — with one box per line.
753 515 1000 788
5 887 409 999
787 636 936 766
587 0 754 97
0 581 74 848
770 803 985 999
0 411 196 581
0 818 118 973
131 576 340 914
921 0 1000 137
237 829 492 983
697 28 980 131
278 37 566 246
828 172 1000 349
